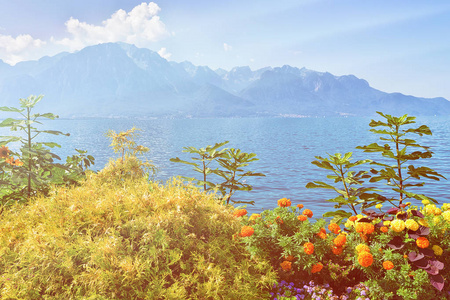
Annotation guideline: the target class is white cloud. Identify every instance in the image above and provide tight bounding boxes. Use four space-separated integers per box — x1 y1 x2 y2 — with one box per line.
223 43 232 52
56 2 170 51
0 2 170 64
0 34 46 64
158 47 172 60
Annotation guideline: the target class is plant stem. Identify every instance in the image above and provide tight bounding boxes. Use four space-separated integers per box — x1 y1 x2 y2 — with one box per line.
395 125 404 204
26 107 32 198
339 165 357 214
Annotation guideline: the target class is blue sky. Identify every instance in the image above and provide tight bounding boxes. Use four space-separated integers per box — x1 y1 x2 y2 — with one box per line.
1 0 450 99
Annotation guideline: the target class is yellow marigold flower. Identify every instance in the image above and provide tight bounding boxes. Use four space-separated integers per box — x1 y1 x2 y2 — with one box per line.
358 251 373 267
333 234 347 247
248 213 261 221
303 242 314 255
383 220 391 226
405 219 419 231
391 219 406 232
328 223 340 234
376 204 383 209
418 218 429 227
297 203 304 209
311 262 323 273
280 260 292 271
434 208 442 215
278 198 292 207
303 209 313 218
297 215 307 221
424 204 438 215
380 226 388 233
433 216 440 224
355 244 370 254
422 200 430 205
383 261 394 270
240 226 255 237
442 203 450 211
349 216 358 222
416 237 429 249
344 220 353 228
432 245 443 256
331 245 343 255
233 209 247 217
0 145 10 158
442 210 450 221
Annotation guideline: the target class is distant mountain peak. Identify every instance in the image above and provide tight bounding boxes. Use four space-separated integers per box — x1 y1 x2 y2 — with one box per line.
0 42 448 118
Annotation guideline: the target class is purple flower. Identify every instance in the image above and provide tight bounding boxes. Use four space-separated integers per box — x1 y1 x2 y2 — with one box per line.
361 290 366 296
346 287 352 293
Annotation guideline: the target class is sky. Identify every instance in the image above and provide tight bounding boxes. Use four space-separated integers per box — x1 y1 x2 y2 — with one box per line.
1 0 450 100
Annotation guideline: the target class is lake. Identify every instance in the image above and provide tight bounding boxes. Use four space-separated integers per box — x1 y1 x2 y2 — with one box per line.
2 116 449 217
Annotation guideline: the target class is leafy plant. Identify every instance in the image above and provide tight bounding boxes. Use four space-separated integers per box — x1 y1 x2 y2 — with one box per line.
306 152 380 220
0 95 70 201
170 141 229 191
357 111 446 206
170 141 265 205
101 127 156 180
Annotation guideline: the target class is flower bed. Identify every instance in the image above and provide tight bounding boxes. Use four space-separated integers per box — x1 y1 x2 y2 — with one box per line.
234 199 450 299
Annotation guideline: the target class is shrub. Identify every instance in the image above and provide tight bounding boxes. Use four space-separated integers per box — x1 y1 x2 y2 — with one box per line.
0 173 276 299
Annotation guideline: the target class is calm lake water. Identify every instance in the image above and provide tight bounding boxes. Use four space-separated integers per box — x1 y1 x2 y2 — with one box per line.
2 116 449 216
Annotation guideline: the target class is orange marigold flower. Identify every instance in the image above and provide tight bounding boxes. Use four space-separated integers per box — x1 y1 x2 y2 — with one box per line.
280 260 292 271
380 226 388 233
278 198 291 207
317 231 327 239
355 222 375 235
275 216 284 225
331 245 343 255
298 215 307 221
6 156 23 166
233 209 247 217
0 145 10 158
328 223 341 234
349 216 358 222
383 261 394 270
297 203 304 209
304 242 314 255
358 251 373 267
355 244 370 254
303 209 313 218
333 234 347 247
284 255 295 262
311 262 323 273
416 237 430 249
240 226 254 237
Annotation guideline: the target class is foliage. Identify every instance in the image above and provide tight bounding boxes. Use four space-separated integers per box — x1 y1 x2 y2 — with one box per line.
0 174 277 299
170 141 265 205
356 111 446 206
0 95 94 205
306 152 380 222
101 127 156 181
237 198 450 299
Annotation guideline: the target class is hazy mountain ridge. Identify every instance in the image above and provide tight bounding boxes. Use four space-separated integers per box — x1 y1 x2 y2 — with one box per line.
0 42 449 118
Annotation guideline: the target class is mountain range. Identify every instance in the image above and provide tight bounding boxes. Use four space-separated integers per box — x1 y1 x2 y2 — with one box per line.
0 42 449 118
